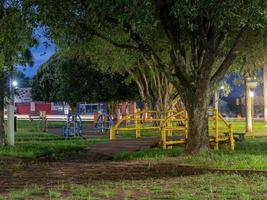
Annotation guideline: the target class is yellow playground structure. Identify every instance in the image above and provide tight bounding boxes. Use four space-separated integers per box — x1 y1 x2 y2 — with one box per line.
110 108 235 151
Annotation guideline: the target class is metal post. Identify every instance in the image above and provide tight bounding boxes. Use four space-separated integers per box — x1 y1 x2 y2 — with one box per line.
166 111 173 149
110 127 115 140
167 111 172 136
7 69 15 146
245 77 257 134
135 108 141 138
214 90 219 112
14 116 17 132
229 124 235 151
161 128 166 149
214 109 219 151
245 84 253 133
40 111 47 132
74 114 78 136
7 105 15 146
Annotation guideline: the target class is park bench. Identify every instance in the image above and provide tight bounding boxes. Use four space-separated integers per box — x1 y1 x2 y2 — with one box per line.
224 132 245 141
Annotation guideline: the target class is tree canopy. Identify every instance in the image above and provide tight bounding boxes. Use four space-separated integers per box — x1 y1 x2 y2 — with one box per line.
32 54 139 109
27 0 266 154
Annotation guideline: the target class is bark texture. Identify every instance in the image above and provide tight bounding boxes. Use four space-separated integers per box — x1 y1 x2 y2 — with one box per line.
183 85 210 154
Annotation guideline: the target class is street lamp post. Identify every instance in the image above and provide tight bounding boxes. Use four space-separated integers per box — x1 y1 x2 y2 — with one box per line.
214 86 224 112
245 78 257 134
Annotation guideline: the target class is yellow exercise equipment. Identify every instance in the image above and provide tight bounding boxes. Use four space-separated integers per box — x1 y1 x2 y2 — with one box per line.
110 108 235 151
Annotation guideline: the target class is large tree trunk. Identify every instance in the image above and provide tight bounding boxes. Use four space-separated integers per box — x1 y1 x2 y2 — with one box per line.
183 87 210 154
0 70 5 145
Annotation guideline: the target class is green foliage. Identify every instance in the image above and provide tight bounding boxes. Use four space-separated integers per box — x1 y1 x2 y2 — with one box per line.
28 0 267 104
31 54 139 106
0 0 37 69
30 0 266 78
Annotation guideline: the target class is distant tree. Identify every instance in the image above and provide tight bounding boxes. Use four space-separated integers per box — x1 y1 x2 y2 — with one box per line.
32 54 139 113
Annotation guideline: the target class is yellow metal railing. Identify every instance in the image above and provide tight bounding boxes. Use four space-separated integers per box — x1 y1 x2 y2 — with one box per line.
110 108 234 151
160 109 234 151
160 110 188 149
208 109 235 151
110 109 178 140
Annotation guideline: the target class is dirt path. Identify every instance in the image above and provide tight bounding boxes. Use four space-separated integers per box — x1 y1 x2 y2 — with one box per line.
0 156 266 194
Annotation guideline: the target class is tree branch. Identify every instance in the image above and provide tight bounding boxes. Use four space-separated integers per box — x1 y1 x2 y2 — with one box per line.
104 16 166 68
156 0 180 49
210 25 249 85
93 30 139 50
64 8 140 51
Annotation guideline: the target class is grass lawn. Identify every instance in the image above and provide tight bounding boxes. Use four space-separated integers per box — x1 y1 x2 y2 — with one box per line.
113 119 267 170
1 120 267 170
16 120 66 131
0 120 106 159
1 173 266 200
220 119 267 133
114 137 267 170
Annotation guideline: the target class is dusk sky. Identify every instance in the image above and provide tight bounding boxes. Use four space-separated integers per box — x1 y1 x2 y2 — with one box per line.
17 28 56 78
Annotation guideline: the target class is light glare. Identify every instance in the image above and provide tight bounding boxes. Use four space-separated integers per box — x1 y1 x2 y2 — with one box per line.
12 80 18 87
249 91 254 97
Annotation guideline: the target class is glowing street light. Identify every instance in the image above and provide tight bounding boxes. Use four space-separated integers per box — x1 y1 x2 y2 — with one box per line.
220 85 224 90
249 91 255 98
12 80 18 87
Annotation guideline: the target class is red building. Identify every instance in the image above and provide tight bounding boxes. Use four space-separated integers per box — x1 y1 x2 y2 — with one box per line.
14 88 63 115
15 102 55 115
14 88 137 116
